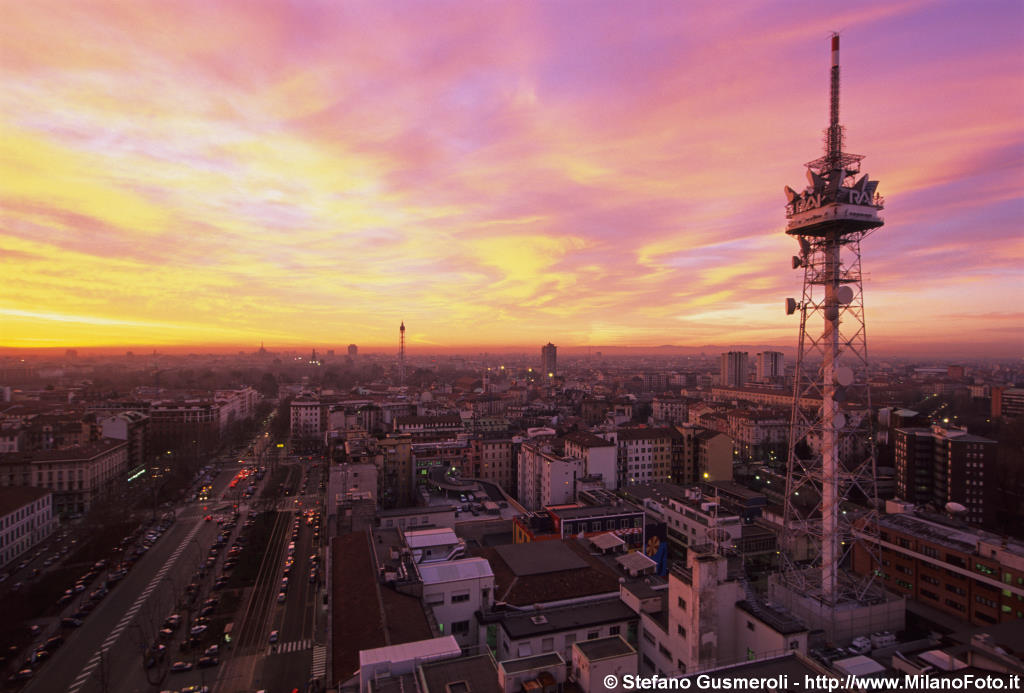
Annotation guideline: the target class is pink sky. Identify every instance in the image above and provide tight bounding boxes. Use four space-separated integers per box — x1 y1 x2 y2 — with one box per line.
1 0 1022 355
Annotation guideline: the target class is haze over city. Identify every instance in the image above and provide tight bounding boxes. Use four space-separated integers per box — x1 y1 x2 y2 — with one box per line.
2 0 1022 356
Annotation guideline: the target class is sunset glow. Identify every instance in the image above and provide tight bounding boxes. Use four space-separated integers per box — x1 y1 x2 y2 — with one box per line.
2 0 1022 355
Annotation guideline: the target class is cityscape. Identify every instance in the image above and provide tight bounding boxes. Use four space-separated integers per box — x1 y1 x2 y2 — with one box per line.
2 2 1023 693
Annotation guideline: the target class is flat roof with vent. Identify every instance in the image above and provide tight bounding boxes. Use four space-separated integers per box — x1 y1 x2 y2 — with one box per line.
494 541 588 576
498 598 636 639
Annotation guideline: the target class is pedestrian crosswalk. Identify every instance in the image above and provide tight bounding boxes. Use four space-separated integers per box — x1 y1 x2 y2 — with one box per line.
268 638 312 655
311 644 327 680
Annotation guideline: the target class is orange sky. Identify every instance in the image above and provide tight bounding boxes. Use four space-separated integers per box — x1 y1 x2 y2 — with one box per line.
1 1 1022 355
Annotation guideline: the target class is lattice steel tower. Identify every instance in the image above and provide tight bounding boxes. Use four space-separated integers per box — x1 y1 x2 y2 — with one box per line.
781 34 885 610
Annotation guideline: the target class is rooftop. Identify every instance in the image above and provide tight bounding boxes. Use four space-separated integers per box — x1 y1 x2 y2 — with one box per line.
497 598 637 639
476 539 622 606
736 600 808 635
574 635 636 662
498 652 564 675
616 427 674 442
359 635 461 668
879 512 1024 557
0 439 126 464
0 486 51 517
331 532 433 682
495 541 588 576
418 558 493 585
550 503 641 521
404 527 460 549
418 653 499 693
561 431 615 448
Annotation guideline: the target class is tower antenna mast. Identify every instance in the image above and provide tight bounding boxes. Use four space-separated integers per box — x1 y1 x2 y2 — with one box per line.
779 33 887 640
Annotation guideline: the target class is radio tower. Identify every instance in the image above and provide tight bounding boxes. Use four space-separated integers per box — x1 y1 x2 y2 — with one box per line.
399 321 406 386
778 34 887 632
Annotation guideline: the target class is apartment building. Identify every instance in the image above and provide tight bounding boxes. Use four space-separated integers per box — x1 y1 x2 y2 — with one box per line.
0 439 128 515
894 425 998 527
614 428 674 486
0 486 56 567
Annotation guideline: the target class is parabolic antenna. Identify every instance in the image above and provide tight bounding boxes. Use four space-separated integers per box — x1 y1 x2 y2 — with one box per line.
835 366 854 387
836 285 854 304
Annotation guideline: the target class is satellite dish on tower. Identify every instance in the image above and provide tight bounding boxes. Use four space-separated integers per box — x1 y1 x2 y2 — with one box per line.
836 286 854 304
835 366 854 387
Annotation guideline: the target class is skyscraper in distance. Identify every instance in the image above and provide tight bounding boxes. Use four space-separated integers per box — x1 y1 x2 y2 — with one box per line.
541 342 557 377
755 351 785 383
720 351 748 388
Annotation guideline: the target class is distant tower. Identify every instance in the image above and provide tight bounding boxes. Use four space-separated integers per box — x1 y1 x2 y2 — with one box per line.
719 351 748 388
399 321 406 386
781 34 885 614
348 344 358 358
541 342 557 378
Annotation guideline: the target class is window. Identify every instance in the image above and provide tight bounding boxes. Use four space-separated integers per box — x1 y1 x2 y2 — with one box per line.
451 593 470 603
677 597 687 610
609 626 620 636
677 625 686 638
451 621 470 635
746 621 755 632
541 637 554 652
588 630 599 640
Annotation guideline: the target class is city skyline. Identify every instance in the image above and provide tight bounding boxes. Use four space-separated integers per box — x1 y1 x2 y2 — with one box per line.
2 1 1022 356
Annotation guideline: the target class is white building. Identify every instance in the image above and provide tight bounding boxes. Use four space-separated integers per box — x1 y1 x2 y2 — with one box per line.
404 527 466 563
490 598 638 664
358 636 462 693
290 393 326 440
572 636 639 693
562 431 618 491
517 438 583 511
653 551 808 675
419 557 494 648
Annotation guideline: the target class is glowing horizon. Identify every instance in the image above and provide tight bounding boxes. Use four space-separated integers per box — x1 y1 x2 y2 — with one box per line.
2 1 1022 357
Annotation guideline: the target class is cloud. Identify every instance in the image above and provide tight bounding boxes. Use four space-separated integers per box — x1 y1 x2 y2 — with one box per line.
1 0 1021 350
